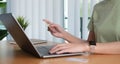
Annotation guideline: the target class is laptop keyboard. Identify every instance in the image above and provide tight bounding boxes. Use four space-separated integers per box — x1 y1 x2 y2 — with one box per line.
36 45 54 56
36 45 72 56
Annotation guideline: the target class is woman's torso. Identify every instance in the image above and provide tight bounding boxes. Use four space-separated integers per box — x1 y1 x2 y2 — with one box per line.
92 0 120 43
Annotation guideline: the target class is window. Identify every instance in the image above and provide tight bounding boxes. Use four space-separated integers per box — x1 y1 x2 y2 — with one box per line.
64 0 101 39
0 0 7 40
0 0 6 27
6 0 102 41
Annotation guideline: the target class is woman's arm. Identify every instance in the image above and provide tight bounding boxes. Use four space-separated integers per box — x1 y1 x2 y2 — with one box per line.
43 19 82 43
50 41 120 54
87 31 120 54
63 30 96 43
63 32 83 43
94 42 120 54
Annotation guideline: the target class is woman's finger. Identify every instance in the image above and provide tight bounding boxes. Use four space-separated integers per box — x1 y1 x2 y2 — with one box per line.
48 26 57 33
50 43 68 53
56 48 71 54
43 19 53 25
50 45 68 54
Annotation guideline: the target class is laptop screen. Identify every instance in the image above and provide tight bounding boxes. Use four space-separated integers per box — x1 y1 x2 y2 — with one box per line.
0 13 39 57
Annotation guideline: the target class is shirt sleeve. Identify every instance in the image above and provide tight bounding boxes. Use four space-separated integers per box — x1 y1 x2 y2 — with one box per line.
87 5 97 31
87 13 94 31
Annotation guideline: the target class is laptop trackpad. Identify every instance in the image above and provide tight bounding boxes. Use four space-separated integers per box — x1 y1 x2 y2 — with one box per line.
36 45 53 56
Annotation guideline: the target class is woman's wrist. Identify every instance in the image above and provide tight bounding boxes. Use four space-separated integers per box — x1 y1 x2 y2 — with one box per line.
62 32 72 41
88 41 96 54
83 41 90 52
62 32 80 43
83 41 96 54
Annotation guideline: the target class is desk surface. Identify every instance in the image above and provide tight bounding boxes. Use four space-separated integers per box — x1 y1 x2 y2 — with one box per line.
0 41 120 64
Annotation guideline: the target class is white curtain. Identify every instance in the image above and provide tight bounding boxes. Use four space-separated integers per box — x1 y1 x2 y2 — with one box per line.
67 0 81 38
67 0 100 40
82 0 100 40
7 0 64 43
6 0 101 42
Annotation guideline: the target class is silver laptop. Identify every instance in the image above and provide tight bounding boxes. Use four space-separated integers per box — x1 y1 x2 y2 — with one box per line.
0 13 84 58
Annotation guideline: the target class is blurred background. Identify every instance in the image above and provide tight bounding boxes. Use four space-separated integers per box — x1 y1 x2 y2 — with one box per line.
0 0 102 43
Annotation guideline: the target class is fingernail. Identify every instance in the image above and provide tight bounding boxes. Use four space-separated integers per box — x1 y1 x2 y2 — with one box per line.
56 52 61 54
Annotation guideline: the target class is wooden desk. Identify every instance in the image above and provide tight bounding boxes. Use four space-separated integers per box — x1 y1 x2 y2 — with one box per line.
0 41 120 64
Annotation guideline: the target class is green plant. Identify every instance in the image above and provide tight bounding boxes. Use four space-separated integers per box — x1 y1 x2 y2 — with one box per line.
0 29 8 40
0 16 29 40
17 16 29 30
0 2 6 8
0 2 7 40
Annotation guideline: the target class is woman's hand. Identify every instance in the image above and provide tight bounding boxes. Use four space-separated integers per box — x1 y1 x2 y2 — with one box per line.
43 19 68 39
43 19 83 43
49 41 89 54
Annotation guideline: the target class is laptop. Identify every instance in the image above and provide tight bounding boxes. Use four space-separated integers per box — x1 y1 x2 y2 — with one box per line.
0 13 85 58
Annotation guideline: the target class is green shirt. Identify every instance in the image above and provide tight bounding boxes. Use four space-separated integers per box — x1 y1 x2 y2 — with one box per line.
88 0 120 43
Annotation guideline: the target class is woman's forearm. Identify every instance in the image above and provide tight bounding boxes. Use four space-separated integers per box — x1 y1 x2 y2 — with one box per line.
94 42 120 54
63 31 120 54
63 32 81 43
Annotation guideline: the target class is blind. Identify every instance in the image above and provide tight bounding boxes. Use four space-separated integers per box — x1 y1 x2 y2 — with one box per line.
7 0 64 43
66 0 101 40
6 0 101 42
67 0 81 38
